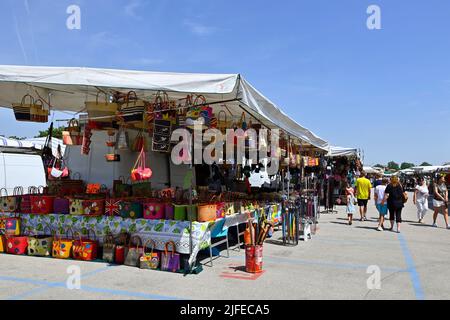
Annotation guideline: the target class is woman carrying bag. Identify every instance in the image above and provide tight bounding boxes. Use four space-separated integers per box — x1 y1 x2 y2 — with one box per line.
382 176 408 233
431 175 449 229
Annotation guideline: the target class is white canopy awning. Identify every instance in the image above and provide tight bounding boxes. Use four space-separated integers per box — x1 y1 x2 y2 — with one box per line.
0 65 329 151
328 146 358 158
363 166 382 174
412 166 447 174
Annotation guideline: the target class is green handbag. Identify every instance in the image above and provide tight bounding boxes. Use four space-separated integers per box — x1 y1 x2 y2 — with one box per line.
27 225 53 257
174 205 187 221
187 205 198 222
119 199 143 219
131 182 152 197
174 204 197 221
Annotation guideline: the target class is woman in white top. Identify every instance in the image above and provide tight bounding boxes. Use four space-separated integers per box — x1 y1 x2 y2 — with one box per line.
374 178 388 231
432 175 449 229
413 177 429 223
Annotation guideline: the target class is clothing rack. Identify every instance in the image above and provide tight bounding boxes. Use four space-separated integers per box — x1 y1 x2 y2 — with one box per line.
320 175 338 214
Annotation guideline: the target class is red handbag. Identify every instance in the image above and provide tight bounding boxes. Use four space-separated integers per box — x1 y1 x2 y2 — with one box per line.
6 236 28 255
114 233 129 265
143 201 165 220
131 147 152 182
115 245 125 264
30 187 55 215
20 187 37 214
81 198 105 216
72 230 98 261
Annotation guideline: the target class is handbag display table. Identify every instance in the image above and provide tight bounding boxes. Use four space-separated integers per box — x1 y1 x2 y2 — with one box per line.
0 213 211 267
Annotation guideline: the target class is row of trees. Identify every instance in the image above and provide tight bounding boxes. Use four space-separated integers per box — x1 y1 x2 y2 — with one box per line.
5 127 64 140
374 161 433 171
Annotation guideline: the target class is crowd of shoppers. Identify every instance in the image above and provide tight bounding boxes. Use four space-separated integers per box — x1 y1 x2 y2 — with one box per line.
345 172 449 232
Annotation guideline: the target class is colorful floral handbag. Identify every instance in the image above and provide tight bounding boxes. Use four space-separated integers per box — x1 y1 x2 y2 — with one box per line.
30 187 55 214
6 235 28 255
69 198 84 215
30 195 55 214
73 230 98 261
1 217 21 236
124 235 143 267
81 199 105 216
216 202 226 219
119 199 143 219
0 188 17 212
143 201 165 220
27 226 53 257
140 239 160 270
161 241 180 273
52 228 74 259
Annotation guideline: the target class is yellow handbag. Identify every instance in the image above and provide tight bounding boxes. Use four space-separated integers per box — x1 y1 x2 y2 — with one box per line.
52 228 74 259
0 235 6 253
85 92 119 122
69 198 84 215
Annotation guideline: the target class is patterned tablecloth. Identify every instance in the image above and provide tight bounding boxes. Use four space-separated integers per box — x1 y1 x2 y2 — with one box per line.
0 206 281 267
0 213 212 266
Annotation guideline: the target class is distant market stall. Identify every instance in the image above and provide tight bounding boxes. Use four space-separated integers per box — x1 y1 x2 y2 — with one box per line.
0 65 329 273
323 146 362 207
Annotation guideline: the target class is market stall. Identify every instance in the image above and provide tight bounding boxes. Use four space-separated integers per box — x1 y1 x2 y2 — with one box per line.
324 146 361 206
0 65 329 273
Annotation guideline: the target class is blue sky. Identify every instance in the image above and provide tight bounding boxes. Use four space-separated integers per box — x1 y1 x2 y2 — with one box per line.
0 0 449 166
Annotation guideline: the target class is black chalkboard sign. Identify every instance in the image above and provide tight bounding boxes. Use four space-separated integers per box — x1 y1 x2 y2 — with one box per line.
152 119 172 153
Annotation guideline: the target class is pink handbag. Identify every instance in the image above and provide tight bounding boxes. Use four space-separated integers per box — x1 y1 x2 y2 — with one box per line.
143 201 165 220
131 147 152 182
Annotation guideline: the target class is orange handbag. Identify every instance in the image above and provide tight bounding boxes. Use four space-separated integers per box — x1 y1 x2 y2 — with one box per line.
72 230 98 261
0 234 6 252
197 203 217 222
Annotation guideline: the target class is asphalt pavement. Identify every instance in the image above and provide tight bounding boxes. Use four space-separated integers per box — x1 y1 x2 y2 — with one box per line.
0 193 448 300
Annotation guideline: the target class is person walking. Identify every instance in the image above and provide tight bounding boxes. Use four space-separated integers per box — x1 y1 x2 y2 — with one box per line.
413 177 429 223
374 178 388 231
355 171 372 221
374 173 383 188
382 176 408 233
431 175 449 229
345 182 357 225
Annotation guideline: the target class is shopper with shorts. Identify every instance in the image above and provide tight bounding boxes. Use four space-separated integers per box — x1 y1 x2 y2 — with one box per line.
355 171 372 221
374 178 388 231
431 175 449 229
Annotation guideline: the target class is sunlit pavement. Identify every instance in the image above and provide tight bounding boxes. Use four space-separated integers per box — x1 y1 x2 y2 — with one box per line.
0 193 448 300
